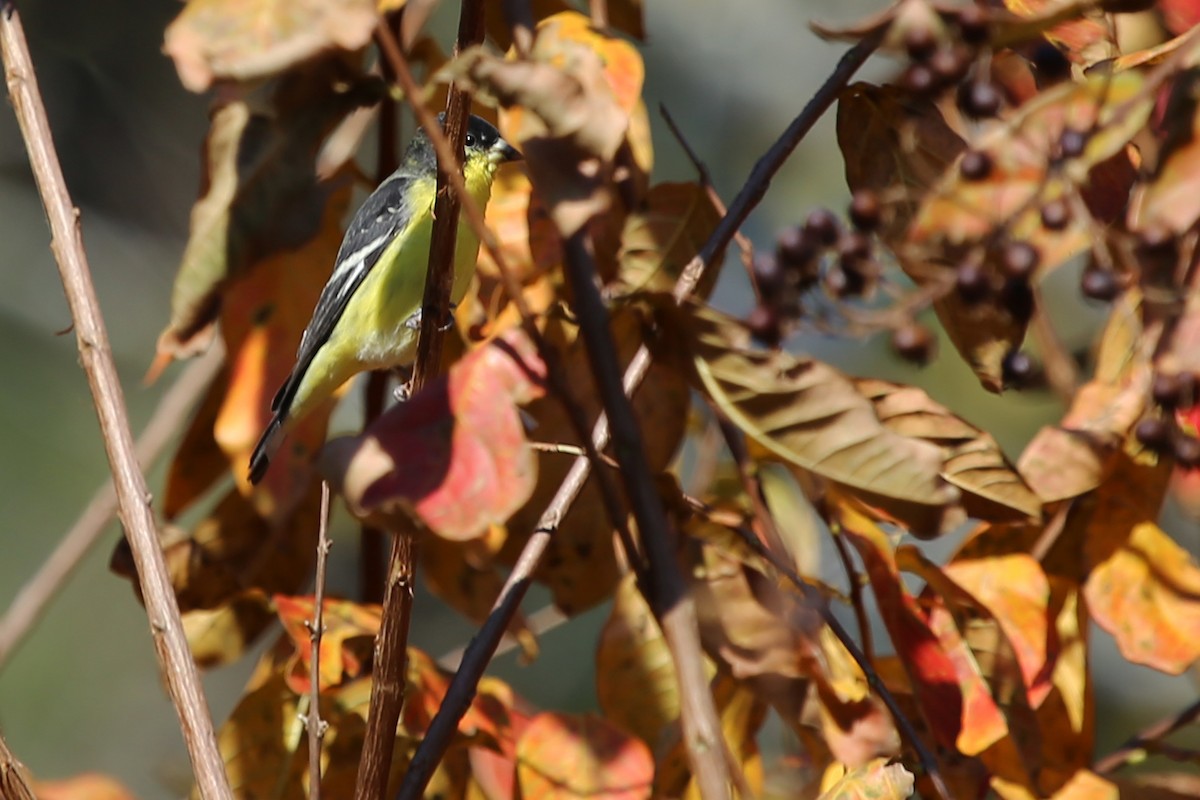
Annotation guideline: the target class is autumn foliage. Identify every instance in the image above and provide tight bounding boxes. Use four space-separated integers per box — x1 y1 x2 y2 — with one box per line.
16 0 1200 798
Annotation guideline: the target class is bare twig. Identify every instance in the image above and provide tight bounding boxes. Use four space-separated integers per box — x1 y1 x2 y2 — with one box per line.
0 728 35 800
353 4 484 797
562 231 734 799
830 530 873 660
0 5 231 797
306 482 333 799
1031 287 1079 402
1095 697 1200 774
394 28 885 800
0 343 223 670
437 603 566 670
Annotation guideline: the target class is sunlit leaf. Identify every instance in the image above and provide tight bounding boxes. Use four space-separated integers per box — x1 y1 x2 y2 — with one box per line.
1001 0 1112 65
34 775 137 800
323 330 547 541
595 575 679 748
183 590 275 668
515 713 653 800
165 0 378 91
1133 70 1200 234
816 759 915 800
670 303 955 508
617 182 722 297
834 496 1007 754
856 378 1041 521
275 595 381 693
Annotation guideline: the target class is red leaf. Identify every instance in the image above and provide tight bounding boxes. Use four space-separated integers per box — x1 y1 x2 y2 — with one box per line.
515 712 653 800
323 330 547 539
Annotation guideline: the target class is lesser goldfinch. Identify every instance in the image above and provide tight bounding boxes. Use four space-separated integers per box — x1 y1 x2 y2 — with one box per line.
248 114 520 484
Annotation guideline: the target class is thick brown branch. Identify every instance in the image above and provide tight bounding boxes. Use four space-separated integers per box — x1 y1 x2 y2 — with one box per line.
0 5 230 797
0 343 223 670
0 728 35 800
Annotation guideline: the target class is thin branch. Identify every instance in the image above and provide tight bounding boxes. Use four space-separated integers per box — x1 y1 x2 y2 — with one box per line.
0 342 223 671
1030 286 1078 402
394 28 884 800
359 372 389 605
437 603 566 671
354 3 485 796
1095 698 1200 774
830 530 873 661
0 5 231 797
561 231 733 800
306 482 333 799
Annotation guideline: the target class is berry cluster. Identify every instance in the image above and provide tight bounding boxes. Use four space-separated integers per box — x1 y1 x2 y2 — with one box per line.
1136 371 1200 467
744 191 885 347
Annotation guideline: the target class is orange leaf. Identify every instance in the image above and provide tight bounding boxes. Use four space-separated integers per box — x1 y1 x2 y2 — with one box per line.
515 712 653 800
1001 0 1112 64
275 595 382 693
944 555 1052 706
35 775 137 800
1085 521 1200 674
835 496 1007 754
323 330 547 540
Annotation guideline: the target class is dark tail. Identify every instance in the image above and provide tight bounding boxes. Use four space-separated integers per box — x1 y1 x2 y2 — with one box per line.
248 412 286 485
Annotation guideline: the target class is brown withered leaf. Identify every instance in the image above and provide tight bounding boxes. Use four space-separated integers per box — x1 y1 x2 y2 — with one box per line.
322 330 546 541
457 11 643 235
1132 69 1200 234
183 590 275 668
838 83 966 242
669 303 955 509
165 0 378 92
1018 292 1149 502
163 363 232 519
500 309 689 615
856 378 1041 521
486 0 645 51
274 595 380 693
617 182 722 297
595 574 682 749
153 59 368 370
813 627 900 768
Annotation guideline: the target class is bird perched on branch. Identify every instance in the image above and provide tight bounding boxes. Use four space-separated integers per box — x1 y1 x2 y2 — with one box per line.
248 114 520 484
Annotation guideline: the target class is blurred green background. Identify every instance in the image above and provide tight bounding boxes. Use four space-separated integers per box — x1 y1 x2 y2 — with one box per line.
0 1 1196 796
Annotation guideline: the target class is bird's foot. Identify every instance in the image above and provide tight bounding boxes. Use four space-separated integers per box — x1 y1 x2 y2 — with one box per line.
404 303 458 332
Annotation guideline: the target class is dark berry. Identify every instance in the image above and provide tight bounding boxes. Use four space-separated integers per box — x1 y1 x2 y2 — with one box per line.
1153 371 1197 409
1173 433 1200 468
753 253 785 295
892 322 936 365
1137 224 1177 256
904 25 939 62
824 266 849 298
955 262 991 304
746 304 782 347
1001 279 1035 322
1002 350 1038 387
960 149 993 181
930 47 971 85
1001 241 1041 281
837 231 872 264
1135 417 1171 451
804 209 841 246
903 64 937 94
1059 128 1088 159
957 5 991 45
1040 199 1071 231
848 190 882 231
839 260 871 297
957 80 1002 119
1031 42 1071 85
1081 269 1119 301
776 225 816 267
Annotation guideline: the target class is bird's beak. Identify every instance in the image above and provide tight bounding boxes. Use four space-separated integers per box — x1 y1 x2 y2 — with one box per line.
491 138 522 164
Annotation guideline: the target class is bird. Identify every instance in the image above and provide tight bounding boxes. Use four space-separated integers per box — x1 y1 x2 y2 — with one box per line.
248 114 521 485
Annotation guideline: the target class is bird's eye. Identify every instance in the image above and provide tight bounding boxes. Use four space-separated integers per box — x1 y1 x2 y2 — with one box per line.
465 133 476 148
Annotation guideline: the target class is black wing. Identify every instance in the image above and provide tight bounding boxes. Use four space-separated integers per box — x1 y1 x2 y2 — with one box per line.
270 169 418 417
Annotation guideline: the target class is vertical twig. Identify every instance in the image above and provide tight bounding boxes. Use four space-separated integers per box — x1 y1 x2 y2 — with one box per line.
561 231 733 800
306 481 333 799
353 2 485 797
359 371 389 604
0 5 231 797
0 343 223 670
